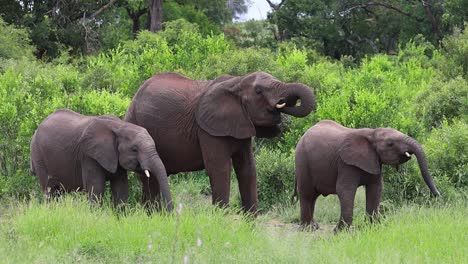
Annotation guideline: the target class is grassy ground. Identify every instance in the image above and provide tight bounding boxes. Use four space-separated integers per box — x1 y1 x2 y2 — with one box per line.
0 176 466 263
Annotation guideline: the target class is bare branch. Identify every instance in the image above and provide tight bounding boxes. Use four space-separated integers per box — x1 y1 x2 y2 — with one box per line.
265 0 285 11
89 0 118 20
421 0 440 35
341 2 423 22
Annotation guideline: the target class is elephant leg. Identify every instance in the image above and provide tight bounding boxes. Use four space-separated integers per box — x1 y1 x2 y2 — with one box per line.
335 187 358 232
300 192 320 229
139 172 161 210
365 178 383 224
199 131 232 208
232 141 258 214
33 159 50 200
82 158 107 204
110 169 129 207
335 164 360 232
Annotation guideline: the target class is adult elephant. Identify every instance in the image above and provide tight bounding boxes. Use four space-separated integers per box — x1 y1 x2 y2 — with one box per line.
125 71 315 213
30 109 172 210
294 120 440 231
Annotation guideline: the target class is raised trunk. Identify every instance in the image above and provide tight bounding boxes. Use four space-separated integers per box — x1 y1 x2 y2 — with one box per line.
280 83 316 117
405 137 440 196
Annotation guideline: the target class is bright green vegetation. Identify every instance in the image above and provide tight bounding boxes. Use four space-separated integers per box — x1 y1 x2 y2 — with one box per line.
0 194 466 263
0 4 466 263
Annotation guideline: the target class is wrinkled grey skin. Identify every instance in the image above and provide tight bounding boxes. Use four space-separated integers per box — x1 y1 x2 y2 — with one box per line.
294 120 440 231
30 109 172 210
125 71 315 213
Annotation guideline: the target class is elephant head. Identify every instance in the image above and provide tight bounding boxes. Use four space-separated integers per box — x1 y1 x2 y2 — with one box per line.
339 128 440 196
196 71 315 139
81 117 173 210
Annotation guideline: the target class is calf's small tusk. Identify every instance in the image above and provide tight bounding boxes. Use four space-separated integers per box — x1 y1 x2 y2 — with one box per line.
145 170 150 178
405 152 411 157
276 102 286 109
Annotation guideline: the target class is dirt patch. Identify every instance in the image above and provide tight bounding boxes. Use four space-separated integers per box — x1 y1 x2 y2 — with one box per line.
263 219 335 238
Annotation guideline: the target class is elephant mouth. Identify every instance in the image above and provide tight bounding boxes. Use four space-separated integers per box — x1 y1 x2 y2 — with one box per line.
254 124 282 138
398 151 412 164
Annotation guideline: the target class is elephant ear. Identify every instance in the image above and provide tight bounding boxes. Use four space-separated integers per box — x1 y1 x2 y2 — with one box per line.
338 134 381 175
81 119 119 174
196 76 255 139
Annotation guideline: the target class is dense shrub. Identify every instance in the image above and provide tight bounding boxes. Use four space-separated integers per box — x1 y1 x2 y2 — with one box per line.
255 148 294 210
0 18 34 61
439 25 468 78
424 120 467 189
414 77 468 130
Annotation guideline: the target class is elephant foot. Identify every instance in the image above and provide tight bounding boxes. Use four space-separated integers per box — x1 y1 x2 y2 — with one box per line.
312 221 320 230
300 221 320 232
333 222 353 234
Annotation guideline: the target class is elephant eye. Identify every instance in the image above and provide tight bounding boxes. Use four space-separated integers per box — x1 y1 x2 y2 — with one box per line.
255 87 262 94
131 146 138 152
386 140 394 147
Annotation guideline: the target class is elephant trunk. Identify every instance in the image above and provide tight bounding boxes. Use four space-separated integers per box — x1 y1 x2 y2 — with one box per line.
405 137 440 196
148 157 173 211
279 83 315 117
140 149 173 211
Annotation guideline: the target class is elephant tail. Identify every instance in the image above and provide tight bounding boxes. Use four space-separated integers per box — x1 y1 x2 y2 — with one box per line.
29 158 36 176
290 178 298 204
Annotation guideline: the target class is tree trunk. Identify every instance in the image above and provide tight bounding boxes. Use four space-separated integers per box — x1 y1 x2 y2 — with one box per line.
421 0 440 37
148 0 163 32
131 15 141 37
125 7 146 37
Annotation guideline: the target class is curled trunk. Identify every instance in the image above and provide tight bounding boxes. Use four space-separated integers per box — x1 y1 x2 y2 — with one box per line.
405 137 440 196
280 83 316 117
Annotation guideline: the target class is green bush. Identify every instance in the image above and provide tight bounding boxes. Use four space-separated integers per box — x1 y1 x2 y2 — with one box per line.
414 77 468 130
440 25 468 78
424 120 468 188
0 18 34 61
255 148 294 210
196 47 279 79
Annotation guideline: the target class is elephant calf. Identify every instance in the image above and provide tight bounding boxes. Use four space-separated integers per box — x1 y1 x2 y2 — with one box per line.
30 109 173 210
294 120 440 231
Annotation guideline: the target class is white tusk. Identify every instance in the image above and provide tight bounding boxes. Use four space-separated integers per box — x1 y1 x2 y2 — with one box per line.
276 102 286 109
405 152 411 157
145 170 150 178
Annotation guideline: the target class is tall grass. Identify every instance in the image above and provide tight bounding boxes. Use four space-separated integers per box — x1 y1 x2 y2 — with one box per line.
0 195 466 263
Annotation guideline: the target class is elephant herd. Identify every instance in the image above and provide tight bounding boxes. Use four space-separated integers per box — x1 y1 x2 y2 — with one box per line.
29 71 440 231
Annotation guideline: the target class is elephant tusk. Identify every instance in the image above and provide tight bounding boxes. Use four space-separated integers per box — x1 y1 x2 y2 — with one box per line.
405 152 411 157
276 102 286 109
145 170 150 178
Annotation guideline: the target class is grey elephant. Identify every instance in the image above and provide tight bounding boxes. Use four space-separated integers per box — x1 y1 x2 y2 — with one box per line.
125 71 315 213
30 109 172 210
294 120 440 231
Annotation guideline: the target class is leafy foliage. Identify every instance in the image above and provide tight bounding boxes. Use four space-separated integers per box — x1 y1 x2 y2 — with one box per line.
0 18 34 61
415 77 468 130
424 120 468 189
256 148 295 210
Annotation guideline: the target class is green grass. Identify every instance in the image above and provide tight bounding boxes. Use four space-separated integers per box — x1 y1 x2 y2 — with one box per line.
0 187 466 263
